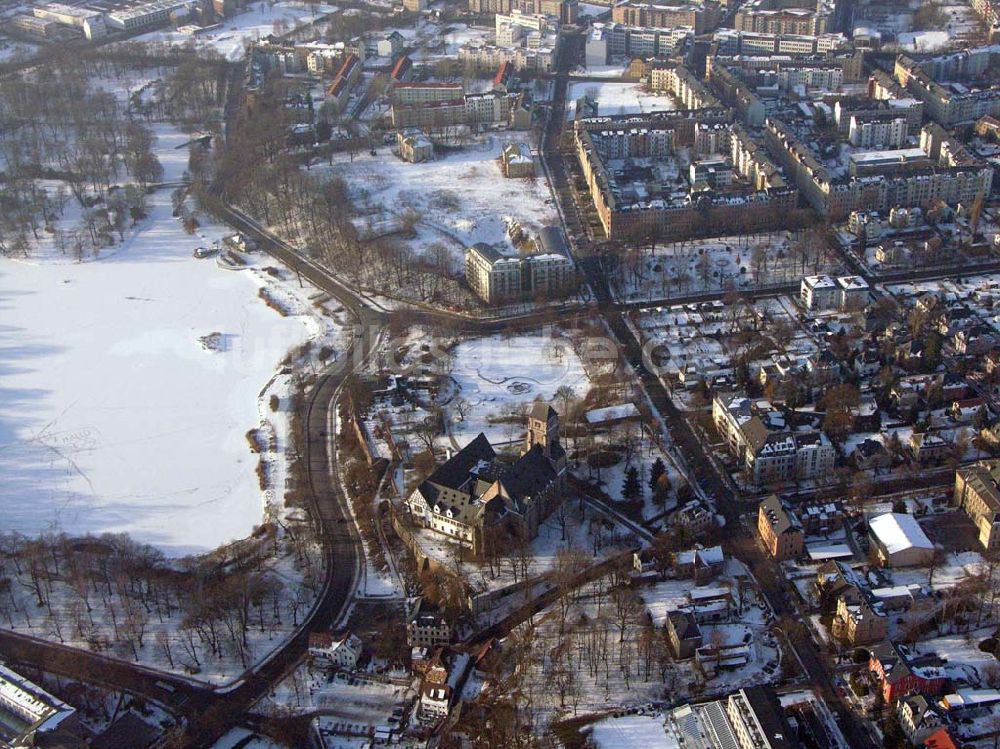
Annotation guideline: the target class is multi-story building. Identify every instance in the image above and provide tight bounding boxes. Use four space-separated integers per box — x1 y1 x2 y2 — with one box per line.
106 0 190 32
757 495 804 560
832 594 888 645
725 686 800 749
587 22 692 62
894 50 1000 127
405 404 567 554
574 111 797 240
955 462 1000 550
470 0 577 22
397 129 434 163
612 0 721 35
459 42 554 72
649 64 722 109
712 28 846 55
869 641 947 703
392 82 465 106
465 232 574 304
765 118 994 219
849 111 908 149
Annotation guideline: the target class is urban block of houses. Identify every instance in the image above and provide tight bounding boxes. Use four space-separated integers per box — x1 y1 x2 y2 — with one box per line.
868 512 935 568
405 402 567 554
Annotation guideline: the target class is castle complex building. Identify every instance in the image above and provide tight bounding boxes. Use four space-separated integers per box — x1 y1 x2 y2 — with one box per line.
405 403 568 555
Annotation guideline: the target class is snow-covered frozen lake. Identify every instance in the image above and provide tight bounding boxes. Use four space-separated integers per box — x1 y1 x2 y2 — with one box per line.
0 187 332 555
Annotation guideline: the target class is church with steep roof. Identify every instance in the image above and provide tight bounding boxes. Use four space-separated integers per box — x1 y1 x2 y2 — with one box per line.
405 401 568 556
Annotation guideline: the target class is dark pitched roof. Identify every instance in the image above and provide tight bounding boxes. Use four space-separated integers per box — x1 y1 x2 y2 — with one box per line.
423 433 496 492
666 610 701 640
530 401 558 422
91 713 159 749
760 494 800 536
499 444 558 506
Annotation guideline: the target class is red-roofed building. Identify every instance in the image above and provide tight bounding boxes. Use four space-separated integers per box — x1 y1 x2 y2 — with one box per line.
493 61 514 92
924 728 959 749
390 54 413 82
868 641 948 703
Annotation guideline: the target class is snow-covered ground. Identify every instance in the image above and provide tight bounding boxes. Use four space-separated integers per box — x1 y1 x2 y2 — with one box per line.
134 1 339 60
446 331 590 447
588 715 676 749
326 132 558 269
567 81 677 118
0 121 346 554
610 233 838 303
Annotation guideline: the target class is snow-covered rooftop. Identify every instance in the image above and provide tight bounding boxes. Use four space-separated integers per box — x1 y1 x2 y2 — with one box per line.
869 512 934 555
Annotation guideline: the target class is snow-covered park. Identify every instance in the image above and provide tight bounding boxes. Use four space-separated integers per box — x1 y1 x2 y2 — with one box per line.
135 0 340 60
327 132 559 270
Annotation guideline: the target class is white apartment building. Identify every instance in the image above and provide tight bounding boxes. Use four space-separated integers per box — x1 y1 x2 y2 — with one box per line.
465 239 574 304
849 113 908 149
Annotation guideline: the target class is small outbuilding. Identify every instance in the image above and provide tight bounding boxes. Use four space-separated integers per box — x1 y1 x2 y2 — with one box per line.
868 512 935 567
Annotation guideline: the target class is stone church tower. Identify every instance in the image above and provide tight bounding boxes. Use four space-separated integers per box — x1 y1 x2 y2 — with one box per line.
525 401 560 459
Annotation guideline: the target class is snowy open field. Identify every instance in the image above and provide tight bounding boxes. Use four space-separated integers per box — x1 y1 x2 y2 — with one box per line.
567 81 677 118
134 0 339 60
587 715 676 749
446 331 591 447
329 134 559 268
0 120 346 554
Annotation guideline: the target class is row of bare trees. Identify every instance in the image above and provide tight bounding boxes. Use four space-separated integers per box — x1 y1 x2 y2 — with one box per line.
0 528 321 671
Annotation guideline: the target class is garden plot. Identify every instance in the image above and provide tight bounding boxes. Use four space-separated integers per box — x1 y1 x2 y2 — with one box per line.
567 81 678 117
636 296 818 388
0 122 347 554
611 232 843 303
326 133 558 271
135 1 339 60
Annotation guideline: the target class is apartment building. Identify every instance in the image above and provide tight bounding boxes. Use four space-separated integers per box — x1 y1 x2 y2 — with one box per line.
757 495 805 560
470 0 578 22
894 50 1000 127
765 118 994 219
611 0 721 35
800 274 869 310
725 686 800 749
833 593 889 645
649 64 722 110
392 82 466 106
712 28 846 54
955 462 1000 550
849 111 908 149
465 232 574 304
459 43 554 72
586 22 692 62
